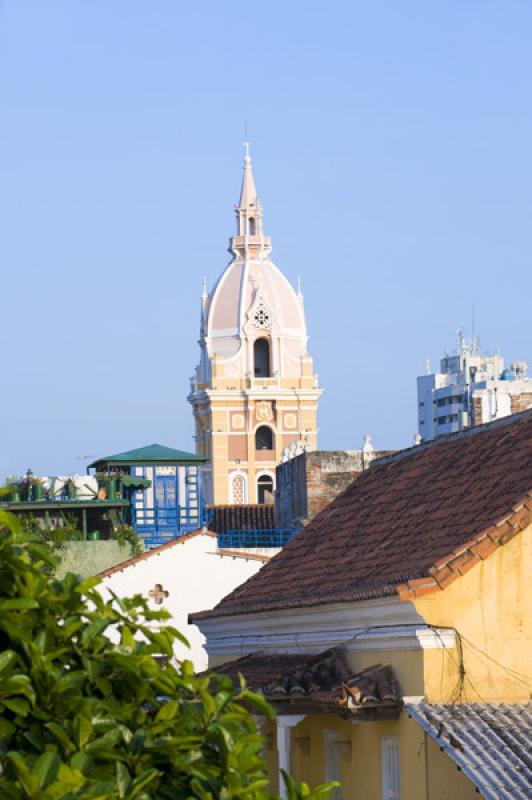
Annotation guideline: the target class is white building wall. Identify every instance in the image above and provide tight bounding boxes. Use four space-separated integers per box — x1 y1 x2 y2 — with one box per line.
98 531 267 671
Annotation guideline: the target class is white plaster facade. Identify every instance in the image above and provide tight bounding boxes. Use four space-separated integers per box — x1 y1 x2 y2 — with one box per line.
97 529 269 671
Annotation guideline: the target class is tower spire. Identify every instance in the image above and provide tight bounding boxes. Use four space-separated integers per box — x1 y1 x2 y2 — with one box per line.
231 144 270 256
239 142 257 208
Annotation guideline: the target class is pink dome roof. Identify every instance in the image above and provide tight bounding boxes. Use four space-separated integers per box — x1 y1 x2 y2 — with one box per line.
206 257 306 339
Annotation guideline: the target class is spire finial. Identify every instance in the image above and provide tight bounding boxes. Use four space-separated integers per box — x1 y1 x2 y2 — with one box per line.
243 141 251 163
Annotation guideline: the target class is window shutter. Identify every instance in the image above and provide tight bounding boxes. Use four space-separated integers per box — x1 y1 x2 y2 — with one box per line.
381 736 400 800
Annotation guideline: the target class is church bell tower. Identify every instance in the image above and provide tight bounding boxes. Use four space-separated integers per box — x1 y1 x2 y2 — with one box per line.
188 147 321 505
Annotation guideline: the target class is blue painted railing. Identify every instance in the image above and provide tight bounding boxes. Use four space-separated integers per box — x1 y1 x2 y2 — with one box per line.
217 528 301 549
131 505 204 532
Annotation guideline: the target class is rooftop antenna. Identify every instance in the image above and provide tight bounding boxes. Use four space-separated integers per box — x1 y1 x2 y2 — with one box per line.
424 357 431 375
243 122 251 163
457 326 465 354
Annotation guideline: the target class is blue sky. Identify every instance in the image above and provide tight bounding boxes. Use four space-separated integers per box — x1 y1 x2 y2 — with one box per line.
1 1 531 477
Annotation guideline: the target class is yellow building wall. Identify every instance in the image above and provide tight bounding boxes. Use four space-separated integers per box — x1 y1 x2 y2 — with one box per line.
266 712 478 800
414 525 532 703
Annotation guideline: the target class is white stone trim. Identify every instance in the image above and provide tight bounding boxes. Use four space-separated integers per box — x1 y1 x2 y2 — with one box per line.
277 715 306 800
256 469 276 493
197 597 456 658
209 328 241 338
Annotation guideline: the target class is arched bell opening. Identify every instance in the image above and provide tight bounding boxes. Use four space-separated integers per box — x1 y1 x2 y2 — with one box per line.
255 425 274 451
254 338 271 378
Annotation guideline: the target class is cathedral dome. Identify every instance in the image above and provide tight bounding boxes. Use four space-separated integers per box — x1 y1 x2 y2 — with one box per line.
206 257 306 341
199 148 309 368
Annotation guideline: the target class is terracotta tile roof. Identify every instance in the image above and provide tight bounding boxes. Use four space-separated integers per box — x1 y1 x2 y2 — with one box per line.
208 649 401 709
198 411 532 618
207 504 275 534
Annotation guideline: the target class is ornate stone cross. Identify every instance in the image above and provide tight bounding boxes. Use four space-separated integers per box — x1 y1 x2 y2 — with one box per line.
148 583 169 605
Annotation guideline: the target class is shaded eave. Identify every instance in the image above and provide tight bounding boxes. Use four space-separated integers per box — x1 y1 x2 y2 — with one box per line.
0 499 129 511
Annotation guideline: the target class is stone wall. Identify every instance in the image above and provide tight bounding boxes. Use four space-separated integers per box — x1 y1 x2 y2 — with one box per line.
275 450 392 529
511 393 532 414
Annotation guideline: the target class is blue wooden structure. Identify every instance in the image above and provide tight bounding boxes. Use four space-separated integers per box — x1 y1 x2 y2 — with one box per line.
88 444 208 547
216 528 300 549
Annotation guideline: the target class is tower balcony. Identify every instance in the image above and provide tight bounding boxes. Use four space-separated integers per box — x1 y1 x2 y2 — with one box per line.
230 234 272 254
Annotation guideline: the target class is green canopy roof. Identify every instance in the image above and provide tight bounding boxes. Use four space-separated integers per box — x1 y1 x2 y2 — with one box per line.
88 444 207 469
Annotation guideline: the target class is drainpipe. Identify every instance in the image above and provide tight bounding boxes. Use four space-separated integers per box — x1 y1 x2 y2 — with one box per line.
276 715 306 800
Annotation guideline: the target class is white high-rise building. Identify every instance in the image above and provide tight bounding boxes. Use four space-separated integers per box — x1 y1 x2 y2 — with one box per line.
417 332 532 441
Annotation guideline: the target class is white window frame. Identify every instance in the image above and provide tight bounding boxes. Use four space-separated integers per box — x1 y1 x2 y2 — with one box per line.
381 735 400 800
323 730 342 800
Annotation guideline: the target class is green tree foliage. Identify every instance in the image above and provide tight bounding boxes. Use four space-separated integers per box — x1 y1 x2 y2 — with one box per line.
16 515 143 558
0 511 337 800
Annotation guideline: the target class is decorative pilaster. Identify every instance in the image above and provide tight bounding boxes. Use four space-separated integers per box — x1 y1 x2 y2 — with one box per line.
276 715 306 799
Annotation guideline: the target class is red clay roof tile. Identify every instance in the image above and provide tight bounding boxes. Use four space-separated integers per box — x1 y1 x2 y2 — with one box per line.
207 649 401 709
207 504 275 534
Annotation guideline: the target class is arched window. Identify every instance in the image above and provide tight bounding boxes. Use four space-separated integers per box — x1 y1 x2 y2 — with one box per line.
248 217 256 235
257 474 274 504
255 425 273 451
254 338 271 377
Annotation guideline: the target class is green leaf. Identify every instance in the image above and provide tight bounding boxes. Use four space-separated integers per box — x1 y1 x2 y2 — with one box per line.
6 751 37 794
70 751 90 774
2 697 30 716
80 618 110 646
116 762 131 798
0 650 16 673
0 510 20 535
0 716 16 738
155 700 178 722
76 576 102 594
46 722 76 753
128 768 161 799
238 688 275 719
0 598 39 610
73 714 93 748
33 751 60 790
